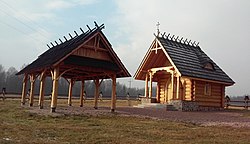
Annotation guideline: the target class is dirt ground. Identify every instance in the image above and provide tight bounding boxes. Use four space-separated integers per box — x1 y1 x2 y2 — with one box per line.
27 104 250 128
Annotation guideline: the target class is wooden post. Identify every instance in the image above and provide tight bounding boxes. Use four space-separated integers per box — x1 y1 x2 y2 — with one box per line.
145 73 148 98
68 79 74 106
38 71 46 109
171 71 174 100
29 74 36 107
149 71 153 99
156 82 160 102
21 74 28 105
80 80 85 107
94 79 99 109
51 67 59 112
111 74 116 112
176 76 180 100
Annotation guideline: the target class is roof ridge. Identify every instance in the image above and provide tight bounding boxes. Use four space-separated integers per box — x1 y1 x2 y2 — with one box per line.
155 32 200 48
46 21 105 49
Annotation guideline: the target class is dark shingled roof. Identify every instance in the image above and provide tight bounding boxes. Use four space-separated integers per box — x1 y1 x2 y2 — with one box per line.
157 36 234 85
16 23 130 78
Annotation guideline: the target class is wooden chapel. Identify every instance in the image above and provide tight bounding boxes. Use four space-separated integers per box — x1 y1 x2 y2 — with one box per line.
134 32 234 109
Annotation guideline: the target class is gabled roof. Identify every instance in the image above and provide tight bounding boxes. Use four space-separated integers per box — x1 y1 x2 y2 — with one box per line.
17 23 130 79
135 33 234 85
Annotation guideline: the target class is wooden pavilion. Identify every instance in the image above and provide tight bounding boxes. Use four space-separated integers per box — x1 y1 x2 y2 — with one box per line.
134 32 234 110
16 22 130 112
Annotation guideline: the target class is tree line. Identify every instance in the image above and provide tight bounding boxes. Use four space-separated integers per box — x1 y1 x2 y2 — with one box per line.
0 64 151 98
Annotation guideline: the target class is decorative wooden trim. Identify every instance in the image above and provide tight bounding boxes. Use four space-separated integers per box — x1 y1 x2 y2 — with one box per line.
150 66 174 76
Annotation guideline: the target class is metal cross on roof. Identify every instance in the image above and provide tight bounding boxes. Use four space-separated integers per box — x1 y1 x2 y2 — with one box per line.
156 22 160 36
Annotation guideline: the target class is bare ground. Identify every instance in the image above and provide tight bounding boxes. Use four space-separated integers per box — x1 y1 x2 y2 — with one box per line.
26 104 250 128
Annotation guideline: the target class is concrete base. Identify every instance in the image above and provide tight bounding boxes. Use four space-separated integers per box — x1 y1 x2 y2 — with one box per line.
140 97 158 104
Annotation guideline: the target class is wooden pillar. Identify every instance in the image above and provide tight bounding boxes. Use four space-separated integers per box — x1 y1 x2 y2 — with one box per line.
149 71 153 99
176 76 180 100
145 73 148 98
29 74 36 107
94 79 99 109
38 71 46 109
68 79 74 106
51 67 59 113
171 71 174 100
156 82 160 102
111 74 116 112
80 80 85 107
21 74 28 105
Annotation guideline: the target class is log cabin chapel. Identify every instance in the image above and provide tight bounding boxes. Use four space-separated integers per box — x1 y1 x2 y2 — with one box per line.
16 22 130 112
134 30 234 111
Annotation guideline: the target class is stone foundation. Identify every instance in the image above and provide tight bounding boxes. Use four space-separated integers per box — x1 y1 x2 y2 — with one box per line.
169 100 223 111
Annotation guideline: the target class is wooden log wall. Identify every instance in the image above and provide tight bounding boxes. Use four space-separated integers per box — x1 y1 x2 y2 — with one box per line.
194 80 223 107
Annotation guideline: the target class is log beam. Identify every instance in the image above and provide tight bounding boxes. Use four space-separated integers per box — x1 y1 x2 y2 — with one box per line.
51 67 59 112
21 74 28 105
111 74 116 112
80 80 85 107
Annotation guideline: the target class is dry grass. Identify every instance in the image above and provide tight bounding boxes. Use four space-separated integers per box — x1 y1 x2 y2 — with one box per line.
0 100 250 144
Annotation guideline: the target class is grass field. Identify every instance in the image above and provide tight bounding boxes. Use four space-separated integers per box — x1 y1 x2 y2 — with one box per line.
0 100 250 144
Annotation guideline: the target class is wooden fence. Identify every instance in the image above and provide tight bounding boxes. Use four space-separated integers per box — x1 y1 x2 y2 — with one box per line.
225 99 249 109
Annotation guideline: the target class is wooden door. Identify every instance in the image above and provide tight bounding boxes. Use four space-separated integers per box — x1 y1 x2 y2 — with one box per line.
158 79 169 103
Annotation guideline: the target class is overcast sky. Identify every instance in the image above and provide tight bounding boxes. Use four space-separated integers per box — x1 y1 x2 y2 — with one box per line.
0 0 249 96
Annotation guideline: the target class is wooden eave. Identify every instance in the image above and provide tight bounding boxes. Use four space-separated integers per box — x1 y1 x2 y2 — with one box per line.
182 76 234 86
